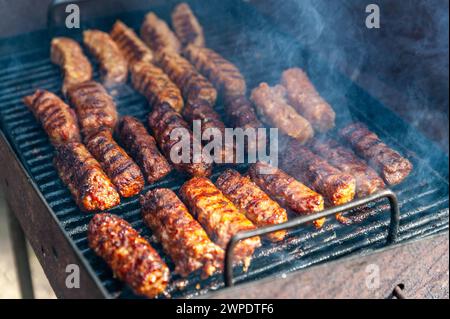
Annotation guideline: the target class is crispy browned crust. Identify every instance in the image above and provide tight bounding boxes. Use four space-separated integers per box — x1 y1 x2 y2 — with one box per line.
140 188 224 278
148 102 212 177
224 95 264 154
171 2 205 47
180 177 261 265
250 83 314 144
281 139 356 206
67 81 118 138
50 37 92 95
216 169 288 242
23 90 81 146
155 50 217 106
88 213 169 298
281 68 335 132
140 12 181 53
183 44 246 98
339 123 413 185
309 138 385 197
54 142 120 211
182 99 234 163
85 129 144 198
249 162 325 227
117 116 172 184
83 30 128 87
131 61 184 112
110 20 153 66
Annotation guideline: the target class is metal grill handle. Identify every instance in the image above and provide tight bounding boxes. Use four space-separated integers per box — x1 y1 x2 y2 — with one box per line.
224 188 400 287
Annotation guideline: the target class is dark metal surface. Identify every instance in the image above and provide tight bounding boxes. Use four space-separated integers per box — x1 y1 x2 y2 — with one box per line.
224 189 400 286
0 0 448 299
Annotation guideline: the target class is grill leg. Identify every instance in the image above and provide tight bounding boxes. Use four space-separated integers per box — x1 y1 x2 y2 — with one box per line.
6 203 35 299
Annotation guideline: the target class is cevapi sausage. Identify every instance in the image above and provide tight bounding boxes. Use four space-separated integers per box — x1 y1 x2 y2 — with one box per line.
171 2 205 47
140 188 224 278
216 169 288 241
83 29 128 86
249 161 325 228
54 142 120 211
117 116 172 184
339 122 413 185
23 89 81 146
85 128 144 198
140 12 181 53
180 177 261 266
88 213 169 298
50 37 92 95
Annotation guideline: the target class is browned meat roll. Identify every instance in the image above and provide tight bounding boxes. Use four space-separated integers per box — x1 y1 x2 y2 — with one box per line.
180 177 261 266
67 81 118 138
216 169 288 241
148 102 212 177
183 44 246 98
250 83 314 144
131 61 184 112
281 68 335 132
339 123 413 185
171 2 205 47
309 138 385 197
23 89 81 146
140 188 224 278
50 37 92 95
85 128 144 198
117 116 171 184
88 213 169 298
110 20 153 66
54 142 120 211
281 139 356 206
140 12 181 53
155 49 217 106
224 95 264 154
83 30 128 87
249 161 325 228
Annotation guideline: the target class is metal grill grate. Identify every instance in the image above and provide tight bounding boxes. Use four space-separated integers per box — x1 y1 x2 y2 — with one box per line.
0 0 448 298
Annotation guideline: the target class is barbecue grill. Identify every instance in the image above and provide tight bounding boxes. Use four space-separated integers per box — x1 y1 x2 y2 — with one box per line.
0 0 448 299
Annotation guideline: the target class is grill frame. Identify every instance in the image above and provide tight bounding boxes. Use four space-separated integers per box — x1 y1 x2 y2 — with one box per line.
0 0 448 299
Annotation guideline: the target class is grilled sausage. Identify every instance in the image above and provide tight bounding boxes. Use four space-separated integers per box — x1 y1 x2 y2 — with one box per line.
281 68 335 132
155 50 217 106
171 2 205 47
180 177 261 266
182 99 234 163
85 128 144 198
140 188 224 278
250 83 314 144
88 213 169 298
110 20 153 66
83 30 128 87
216 169 288 241
281 139 356 206
339 123 413 185
148 102 212 177
309 138 385 197
23 90 81 146
131 61 184 112
140 12 181 53
54 142 120 211
50 37 92 95
249 161 325 228
224 95 264 154
117 116 171 184
183 44 246 98
67 81 118 138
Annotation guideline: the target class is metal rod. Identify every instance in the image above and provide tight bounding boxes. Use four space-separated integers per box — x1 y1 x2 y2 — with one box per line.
224 189 400 287
6 202 35 299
